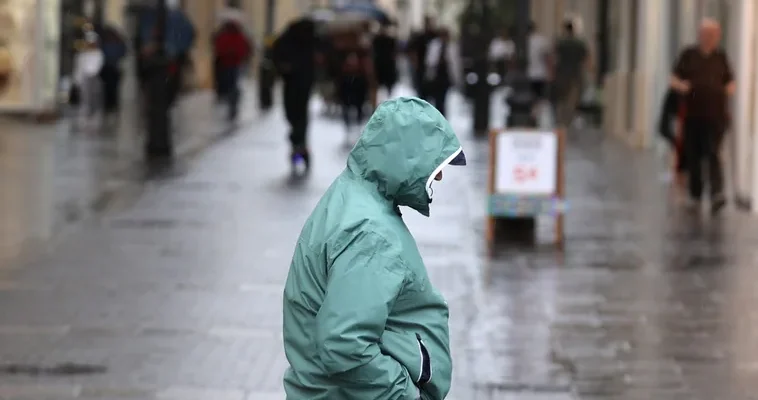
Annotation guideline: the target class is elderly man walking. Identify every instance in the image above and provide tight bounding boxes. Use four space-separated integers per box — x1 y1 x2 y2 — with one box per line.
671 19 735 215
282 97 466 400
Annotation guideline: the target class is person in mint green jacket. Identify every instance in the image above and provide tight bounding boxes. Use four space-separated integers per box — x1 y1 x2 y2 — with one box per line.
282 97 466 400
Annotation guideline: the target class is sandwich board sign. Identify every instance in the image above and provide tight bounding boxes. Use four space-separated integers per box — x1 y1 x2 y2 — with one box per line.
486 129 567 248
495 131 558 194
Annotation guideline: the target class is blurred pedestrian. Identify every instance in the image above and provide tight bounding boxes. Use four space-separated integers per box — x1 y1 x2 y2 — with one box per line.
527 22 550 114
283 97 466 400
74 30 104 129
213 6 253 104
258 34 278 111
424 28 461 117
335 29 373 144
373 24 398 100
136 0 195 105
552 18 589 128
99 27 127 127
213 20 252 121
671 18 735 214
316 31 337 115
488 28 514 79
273 19 317 171
408 16 436 99
211 27 224 103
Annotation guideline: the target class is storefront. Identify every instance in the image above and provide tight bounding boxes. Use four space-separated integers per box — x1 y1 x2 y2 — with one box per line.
0 0 61 113
600 0 731 147
590 0 758 212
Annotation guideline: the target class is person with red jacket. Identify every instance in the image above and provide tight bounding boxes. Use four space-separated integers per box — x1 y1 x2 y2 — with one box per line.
214 21 252 120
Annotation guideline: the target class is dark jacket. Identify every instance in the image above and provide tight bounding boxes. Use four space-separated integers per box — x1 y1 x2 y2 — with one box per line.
373 33 398 84
273 19 316 85
138 8 195 58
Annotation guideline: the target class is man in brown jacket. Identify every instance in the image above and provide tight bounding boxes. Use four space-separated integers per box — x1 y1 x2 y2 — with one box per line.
670 19 735 215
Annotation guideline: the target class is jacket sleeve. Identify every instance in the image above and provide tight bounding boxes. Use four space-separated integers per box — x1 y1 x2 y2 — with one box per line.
315 234 419 399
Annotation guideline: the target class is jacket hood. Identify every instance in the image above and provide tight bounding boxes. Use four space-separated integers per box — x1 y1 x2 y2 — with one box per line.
346 97 463 216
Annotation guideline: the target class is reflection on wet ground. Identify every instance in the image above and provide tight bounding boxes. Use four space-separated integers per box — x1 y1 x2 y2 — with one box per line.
463 126 758 399
1 85 758 399
0 90 246 267
0 117 137 265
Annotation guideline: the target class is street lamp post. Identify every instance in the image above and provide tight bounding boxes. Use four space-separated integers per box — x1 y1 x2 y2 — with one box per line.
505 0 535 128
467 0 494 137
144 0 173 160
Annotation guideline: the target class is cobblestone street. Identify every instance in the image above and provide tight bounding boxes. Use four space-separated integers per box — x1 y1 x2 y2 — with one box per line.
2 87 758 399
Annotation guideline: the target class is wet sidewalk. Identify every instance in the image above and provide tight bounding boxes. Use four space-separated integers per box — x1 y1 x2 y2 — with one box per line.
0 86 255 266
1 86 758 400
460 117 758 399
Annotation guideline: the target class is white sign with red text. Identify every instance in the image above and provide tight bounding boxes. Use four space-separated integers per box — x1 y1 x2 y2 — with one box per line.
495 131 557 195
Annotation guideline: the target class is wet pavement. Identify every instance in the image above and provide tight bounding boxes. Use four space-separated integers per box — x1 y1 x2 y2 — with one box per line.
0 88 253 266
1 84 758 399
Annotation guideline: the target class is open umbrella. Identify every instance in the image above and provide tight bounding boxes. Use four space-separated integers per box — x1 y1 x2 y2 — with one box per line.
310 8 336 23
335 3 391 25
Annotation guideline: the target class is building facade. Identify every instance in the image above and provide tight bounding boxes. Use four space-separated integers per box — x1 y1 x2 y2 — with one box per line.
534 0 758 212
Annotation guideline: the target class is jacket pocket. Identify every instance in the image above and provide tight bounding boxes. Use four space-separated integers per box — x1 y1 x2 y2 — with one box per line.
415 333 432 385
379 330 432 386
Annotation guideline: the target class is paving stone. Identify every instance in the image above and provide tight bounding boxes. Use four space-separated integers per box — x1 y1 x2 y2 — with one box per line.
78 386 156 399
244 392 285 400
155 387 245 400
0 383 81 398
0 324 70 335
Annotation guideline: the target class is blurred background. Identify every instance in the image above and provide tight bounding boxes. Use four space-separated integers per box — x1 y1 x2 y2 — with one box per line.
3 0 758 399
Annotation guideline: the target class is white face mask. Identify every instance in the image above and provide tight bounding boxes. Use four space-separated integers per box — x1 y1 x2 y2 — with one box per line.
166 0 180 9
427 180 435 202
425 147 463 200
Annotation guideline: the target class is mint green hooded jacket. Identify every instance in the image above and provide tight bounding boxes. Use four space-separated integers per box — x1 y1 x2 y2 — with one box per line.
282 97 465 400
